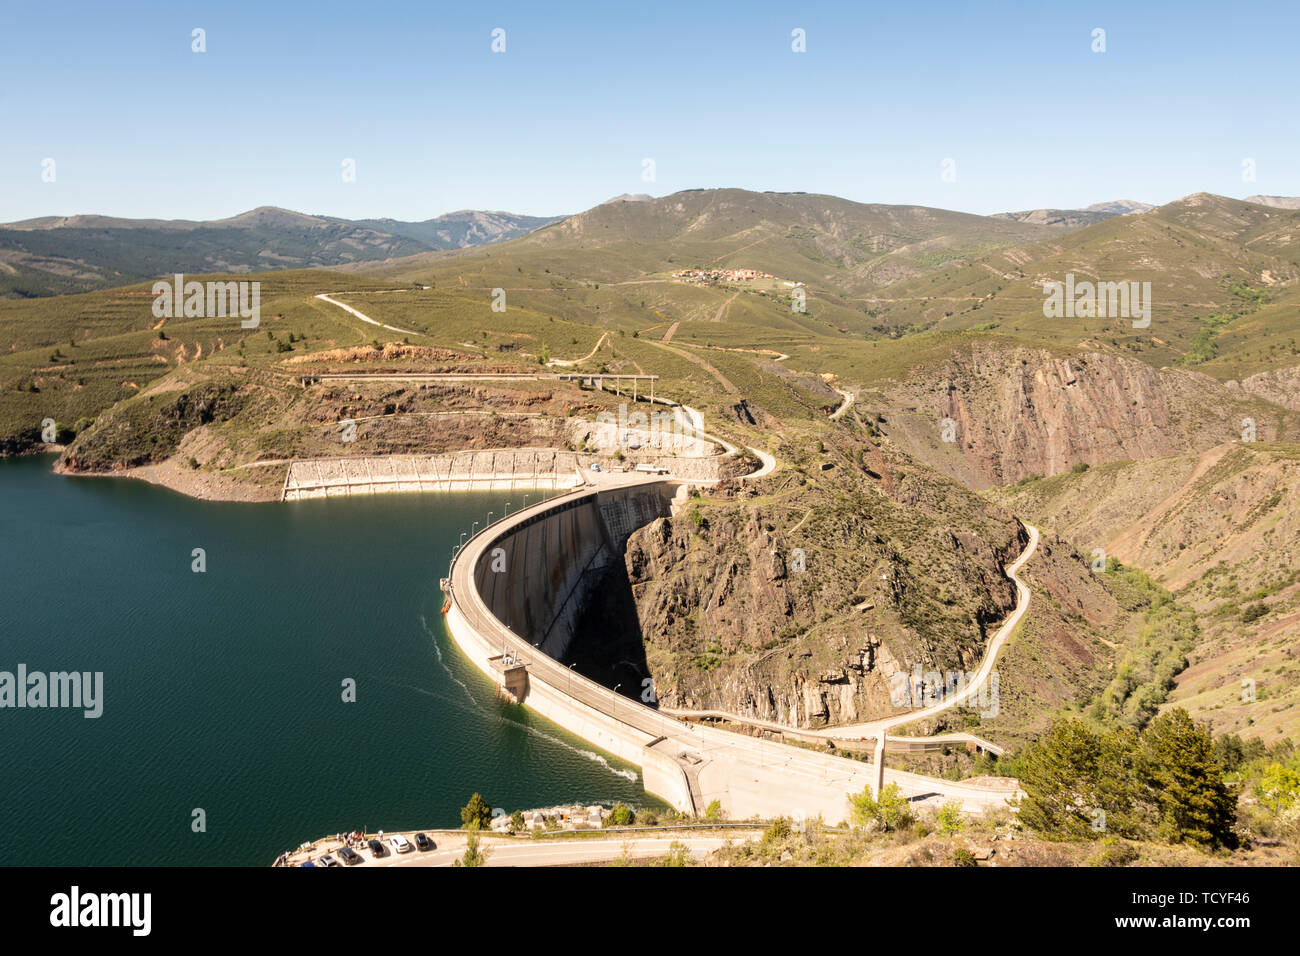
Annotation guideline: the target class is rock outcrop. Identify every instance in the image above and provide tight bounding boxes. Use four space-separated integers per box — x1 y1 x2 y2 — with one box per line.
883 345 1296 487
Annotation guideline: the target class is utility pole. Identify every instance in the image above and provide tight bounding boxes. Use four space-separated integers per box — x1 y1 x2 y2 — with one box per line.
874 732 887 798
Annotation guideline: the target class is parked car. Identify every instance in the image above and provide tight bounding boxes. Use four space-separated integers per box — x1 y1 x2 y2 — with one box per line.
389 834 412 854
413 832 434 851
590 463 601 472
318 854 339 867
367 839 386 857
337 846 361 865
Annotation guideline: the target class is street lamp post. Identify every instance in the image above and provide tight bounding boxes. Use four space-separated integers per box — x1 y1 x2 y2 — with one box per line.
569 662 577 694
613 684 621 721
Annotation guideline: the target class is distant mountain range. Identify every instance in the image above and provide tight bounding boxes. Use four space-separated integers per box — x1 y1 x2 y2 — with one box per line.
353 187 1300 381
992 200 1155 230
1245 195 1300 209
5 191 1298 301
0 206 566 298
601 193 655 204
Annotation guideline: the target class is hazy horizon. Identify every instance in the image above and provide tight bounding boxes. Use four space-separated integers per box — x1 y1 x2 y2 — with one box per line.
4 186 1293 228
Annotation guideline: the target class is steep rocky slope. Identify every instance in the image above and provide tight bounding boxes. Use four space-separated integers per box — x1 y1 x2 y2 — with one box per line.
876 345 1299 487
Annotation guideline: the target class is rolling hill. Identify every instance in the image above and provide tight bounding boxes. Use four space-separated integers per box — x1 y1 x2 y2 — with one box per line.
357 188 1061 296
862 193 1300 380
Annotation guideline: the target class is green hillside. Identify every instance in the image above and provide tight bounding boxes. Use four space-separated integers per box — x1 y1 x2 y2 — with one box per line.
860 194 1300 379
355 188 1057 297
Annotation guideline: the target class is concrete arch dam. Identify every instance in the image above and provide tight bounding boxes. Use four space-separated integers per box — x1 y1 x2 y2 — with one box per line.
472 481 672 666
444 479 1021 822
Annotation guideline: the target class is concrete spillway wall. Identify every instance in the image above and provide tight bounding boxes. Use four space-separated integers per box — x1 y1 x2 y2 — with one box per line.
281 448 733 501
473 483 674 663
283 450 586 500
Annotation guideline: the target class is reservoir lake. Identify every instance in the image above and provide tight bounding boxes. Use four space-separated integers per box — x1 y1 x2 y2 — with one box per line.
0 455 656 865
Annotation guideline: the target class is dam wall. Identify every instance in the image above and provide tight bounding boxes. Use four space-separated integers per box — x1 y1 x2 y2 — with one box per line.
282 450 585 500
446 598 696 813
282 448 734 501
442 482 697 813
473 483 675 663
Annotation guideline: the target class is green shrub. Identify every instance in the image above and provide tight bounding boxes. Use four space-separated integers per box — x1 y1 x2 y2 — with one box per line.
455 828 489 867
1019 711 1237 849
657 841 693 867
607 803 635 827
936 800 965 836
1089 837 1139 867
849 782 915 831
763 817 792 844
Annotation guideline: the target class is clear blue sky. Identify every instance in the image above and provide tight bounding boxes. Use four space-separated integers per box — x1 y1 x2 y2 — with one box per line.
2 0 1296 222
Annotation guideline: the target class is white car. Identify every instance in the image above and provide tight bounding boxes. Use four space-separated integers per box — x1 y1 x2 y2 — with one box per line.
388 834 412 854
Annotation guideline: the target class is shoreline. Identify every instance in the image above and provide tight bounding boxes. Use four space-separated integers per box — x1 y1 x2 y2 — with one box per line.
52 457 284 503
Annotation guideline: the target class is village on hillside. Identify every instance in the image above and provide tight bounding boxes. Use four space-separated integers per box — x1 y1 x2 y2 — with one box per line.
671 267 782 284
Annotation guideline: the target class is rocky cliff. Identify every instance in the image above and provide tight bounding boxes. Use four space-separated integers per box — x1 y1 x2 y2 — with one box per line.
880 345 1298 488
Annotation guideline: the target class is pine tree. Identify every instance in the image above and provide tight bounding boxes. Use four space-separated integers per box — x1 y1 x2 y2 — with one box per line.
1017 719 1108 839
1139 709 1237 848
460 792 493 830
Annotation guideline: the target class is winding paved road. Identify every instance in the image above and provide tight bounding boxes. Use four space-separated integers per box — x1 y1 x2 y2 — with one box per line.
818 523 1039 739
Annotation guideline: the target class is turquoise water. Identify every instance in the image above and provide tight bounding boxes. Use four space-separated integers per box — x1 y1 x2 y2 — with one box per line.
0 456 657 866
